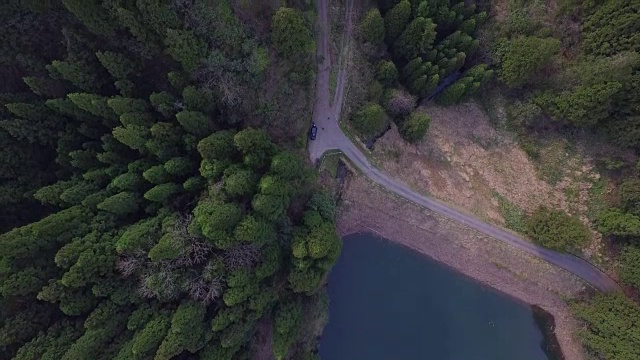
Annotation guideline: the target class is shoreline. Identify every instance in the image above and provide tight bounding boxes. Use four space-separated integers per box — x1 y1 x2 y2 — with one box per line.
335 173 586 360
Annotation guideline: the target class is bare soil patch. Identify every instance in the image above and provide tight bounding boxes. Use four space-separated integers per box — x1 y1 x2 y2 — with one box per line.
371 101 608 260
337 173 587 360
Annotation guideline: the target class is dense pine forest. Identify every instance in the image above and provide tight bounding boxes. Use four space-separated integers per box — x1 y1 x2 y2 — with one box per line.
2 0 640 359
0 1 336 359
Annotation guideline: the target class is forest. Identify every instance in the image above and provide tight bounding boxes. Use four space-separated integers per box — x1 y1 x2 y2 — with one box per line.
350 0 492 144
2 0 640 359
351 0 640 359
0 1 334 359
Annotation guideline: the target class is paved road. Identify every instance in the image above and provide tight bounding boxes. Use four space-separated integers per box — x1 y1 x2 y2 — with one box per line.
308 0 620 293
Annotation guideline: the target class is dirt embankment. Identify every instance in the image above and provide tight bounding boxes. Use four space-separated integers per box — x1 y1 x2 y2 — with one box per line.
371 102 615 261
336 172 587 360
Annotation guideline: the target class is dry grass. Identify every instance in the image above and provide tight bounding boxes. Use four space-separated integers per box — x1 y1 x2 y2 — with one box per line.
370 101 613 263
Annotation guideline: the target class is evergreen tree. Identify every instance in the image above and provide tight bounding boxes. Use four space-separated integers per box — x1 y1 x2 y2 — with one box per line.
272 8 314 60
384 0 412 44
359 8 385 45
393 17 437 60
400 110 431 143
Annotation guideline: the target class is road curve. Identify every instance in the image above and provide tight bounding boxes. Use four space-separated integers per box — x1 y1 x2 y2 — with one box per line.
308 0 620 293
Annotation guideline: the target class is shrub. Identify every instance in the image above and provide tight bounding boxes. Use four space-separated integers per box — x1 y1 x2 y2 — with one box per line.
399 110 431 143
619 245 640 290
376 60 398 87
496 36 560 88
351 103 388 138
526 207 590 252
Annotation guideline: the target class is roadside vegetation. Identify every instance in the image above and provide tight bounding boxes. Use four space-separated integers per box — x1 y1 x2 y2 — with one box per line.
0 1 336 360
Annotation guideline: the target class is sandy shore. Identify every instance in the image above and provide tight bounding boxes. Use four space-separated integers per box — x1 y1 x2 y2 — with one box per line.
336 173 587 360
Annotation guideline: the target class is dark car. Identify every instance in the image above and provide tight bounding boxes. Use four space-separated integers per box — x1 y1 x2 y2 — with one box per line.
309 123 318 140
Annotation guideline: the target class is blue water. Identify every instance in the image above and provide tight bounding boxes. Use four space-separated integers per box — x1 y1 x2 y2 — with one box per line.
320 234 550 360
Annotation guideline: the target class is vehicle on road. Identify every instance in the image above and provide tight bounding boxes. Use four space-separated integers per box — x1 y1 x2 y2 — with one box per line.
309 123 318 140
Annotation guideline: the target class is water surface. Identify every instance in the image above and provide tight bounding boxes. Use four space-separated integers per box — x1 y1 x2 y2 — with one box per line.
320 233 551 360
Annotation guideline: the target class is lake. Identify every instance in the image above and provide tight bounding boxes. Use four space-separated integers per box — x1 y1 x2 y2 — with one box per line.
319 233 557 360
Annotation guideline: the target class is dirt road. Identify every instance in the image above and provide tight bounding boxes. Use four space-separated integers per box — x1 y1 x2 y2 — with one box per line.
308 0 620 293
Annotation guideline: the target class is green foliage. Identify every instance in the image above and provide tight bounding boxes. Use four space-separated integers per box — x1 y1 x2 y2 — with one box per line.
148 233 183 261
96 192 138 215
273 299 303 360
393 17 436 60
116 217 160 254
112 125 149 151
131 313 171 358
48 60 99 92
582 0 640 56
107 97 148 116
164 157 193 176
96 51 138 80
143 165 170 184
144 183 181 203
597 208 640 237
198 130 238 163
436 64 493 105
199 160 226 180
399 110 431 143
156 302 207 358
359 8 385 45
223 166 258 198
234 216 277 246
376 60 398 87
526 207 591 251
182 86 216 113
272 8 314 60
384 0 412 44
149 92 177 118
0 4 341 359
619 245 640 289
164 29 207 72
67 93 116 120
495 36 560 88
193 199 243 248
572 293 640 360
539 82 622 127
351 102 388 138
62 0 116 36
435 81 468 106
234 128 276 169
618 178 640 216
111 172 143 190
308 191 336 221
176 110 211 137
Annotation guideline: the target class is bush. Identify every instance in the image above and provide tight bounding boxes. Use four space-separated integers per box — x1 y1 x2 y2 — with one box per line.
619 245 640 290
351 103 388 138
572 293 640 360
376 60 398 87
272 8 314 60
526 207 590 252
495 36 560 88
399 110 431 143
